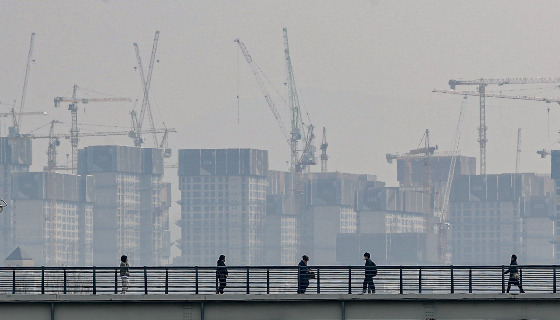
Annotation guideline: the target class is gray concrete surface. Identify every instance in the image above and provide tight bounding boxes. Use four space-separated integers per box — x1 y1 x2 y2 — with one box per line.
0 294 559 320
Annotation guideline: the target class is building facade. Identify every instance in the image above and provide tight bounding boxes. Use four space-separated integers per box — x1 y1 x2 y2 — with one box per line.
10 172 94 266
78 146 171 266
177 148 268 266
449 173 554 265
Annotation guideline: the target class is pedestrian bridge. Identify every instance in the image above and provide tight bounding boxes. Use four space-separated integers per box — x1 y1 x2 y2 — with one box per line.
1 265 559 319
2 293 559 320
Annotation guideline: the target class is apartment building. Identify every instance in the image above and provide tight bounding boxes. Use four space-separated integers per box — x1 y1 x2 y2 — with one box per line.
78 145 171 266
177 148 267 266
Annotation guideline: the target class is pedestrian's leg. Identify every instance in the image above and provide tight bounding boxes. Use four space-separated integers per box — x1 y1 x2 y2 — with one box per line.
370 279 375 293
362 278 367 293
518 285 525 293
506 283 511 293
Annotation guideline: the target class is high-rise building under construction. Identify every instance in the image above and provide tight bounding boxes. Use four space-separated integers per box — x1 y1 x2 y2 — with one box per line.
177 148 268 266
78 145 171 266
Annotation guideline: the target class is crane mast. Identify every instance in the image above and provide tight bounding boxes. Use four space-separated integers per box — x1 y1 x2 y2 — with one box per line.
320 127 328 173
283 28 303 172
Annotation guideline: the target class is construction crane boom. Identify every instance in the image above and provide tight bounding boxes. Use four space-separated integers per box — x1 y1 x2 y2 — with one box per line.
449 77 560 89
433 89 560 104
15 33 35 134
131 31 160 147
234 38 290 144
28 127 175 140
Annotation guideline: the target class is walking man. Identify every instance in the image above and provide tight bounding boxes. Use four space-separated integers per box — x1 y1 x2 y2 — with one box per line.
216 254 228 294
504 254 525 293
298 255 311 294
362 252 376 294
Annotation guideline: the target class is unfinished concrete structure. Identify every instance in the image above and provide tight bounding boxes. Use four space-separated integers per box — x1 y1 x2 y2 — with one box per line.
177 148 268 266
10 171 94 266
78 145 171 266
0 136 32 263
449 173 554 265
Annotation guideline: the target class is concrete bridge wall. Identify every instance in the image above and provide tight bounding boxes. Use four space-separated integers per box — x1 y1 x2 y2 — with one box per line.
0 294 558 320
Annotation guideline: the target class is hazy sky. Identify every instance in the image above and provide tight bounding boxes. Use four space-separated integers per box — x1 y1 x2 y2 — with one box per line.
3 1 560 255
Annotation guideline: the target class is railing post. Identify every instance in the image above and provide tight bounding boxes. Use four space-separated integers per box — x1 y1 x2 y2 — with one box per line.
399 267 403 294
114 269 118 294
468 268 472 293
348 266 352 294
93 266 97 295
501 265 505 293
246 266 250 294
41 266 45 294
195 266 199 294
450 265 454 294
144 266 148 294
418 268 422 294
266 268 270 294
519 269 523 287
12 269 15 294
165 269 169 294
554 266 557 294
317 268 321 294
63 268 67 294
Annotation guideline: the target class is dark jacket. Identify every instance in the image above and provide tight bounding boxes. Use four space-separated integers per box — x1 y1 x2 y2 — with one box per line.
365 258 377 278
504 261 519 276
216 260 228 279
298 260 309 281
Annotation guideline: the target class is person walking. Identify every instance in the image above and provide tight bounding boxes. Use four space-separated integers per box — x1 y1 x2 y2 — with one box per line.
504 254 525 293
119 255 130 294
216 255 228 294
298 255 311 294
362 252 377 294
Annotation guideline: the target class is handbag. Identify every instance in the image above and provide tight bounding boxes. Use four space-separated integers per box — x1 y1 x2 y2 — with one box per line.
308 269 316 280
513 272 520 280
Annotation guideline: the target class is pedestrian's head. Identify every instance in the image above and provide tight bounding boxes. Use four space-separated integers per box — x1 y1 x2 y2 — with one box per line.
121 255 127 263
364 252 370 259
219 254 226 261
511 254 517 261
302 255 309 262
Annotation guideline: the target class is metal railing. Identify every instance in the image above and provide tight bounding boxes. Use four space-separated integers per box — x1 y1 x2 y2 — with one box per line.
0 265 553 295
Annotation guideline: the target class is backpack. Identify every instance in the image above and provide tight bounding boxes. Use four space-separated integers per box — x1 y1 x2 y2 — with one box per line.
371 262 377 277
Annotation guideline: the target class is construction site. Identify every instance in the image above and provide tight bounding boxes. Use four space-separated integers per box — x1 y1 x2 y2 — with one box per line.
2 27 560 268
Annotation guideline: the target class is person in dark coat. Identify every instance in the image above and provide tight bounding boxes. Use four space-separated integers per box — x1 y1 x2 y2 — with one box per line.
504 254 525 293
362 252 376 294
216 254 228 294
298 255 310 294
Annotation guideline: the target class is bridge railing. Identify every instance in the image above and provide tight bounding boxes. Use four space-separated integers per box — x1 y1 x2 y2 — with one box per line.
0 265 555 294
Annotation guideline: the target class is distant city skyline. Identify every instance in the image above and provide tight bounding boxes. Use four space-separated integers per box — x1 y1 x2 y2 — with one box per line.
2 1 560 261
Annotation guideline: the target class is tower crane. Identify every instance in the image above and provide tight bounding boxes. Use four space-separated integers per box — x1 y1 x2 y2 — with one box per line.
320 127 328 173
54 85 131 173
433 88 560 165
130 31 160 148
13 33 35 135
283 28 316 173
439 77 560 175
433 96 468 263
